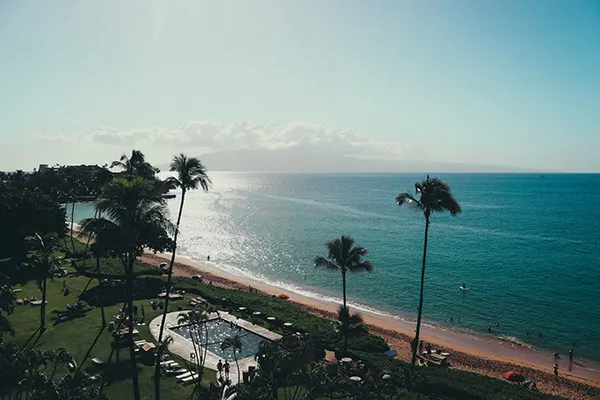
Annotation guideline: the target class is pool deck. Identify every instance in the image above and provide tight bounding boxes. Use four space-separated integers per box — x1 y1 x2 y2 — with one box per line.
149 310 281 384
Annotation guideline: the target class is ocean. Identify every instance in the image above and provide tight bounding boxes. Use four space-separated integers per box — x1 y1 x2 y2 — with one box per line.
73 173 600 362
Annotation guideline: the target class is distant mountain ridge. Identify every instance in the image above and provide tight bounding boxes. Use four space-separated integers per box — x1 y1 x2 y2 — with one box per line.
162 149 536 173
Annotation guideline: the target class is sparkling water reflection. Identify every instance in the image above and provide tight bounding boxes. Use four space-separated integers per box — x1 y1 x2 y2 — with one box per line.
170 318 265 360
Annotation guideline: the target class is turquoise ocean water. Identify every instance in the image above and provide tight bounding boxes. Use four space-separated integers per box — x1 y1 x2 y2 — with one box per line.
74 173 600 362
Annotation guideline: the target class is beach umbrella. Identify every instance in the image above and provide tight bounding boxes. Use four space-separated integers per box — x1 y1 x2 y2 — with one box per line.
277 294 289 300
504 371 525 382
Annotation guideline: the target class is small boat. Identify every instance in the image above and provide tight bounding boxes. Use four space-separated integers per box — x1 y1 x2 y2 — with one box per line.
459 285 470 291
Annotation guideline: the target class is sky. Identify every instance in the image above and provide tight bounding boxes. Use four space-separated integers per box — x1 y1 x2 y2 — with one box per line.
1 0 599 172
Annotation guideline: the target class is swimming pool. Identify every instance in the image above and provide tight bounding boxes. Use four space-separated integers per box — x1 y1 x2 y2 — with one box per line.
170 318 266 360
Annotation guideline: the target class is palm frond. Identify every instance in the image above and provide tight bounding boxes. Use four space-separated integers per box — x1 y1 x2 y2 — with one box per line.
348 260 373 273
416 177 461 216
170 154 212 192
396 192 423 211
221 335 242 351
314 256 339 271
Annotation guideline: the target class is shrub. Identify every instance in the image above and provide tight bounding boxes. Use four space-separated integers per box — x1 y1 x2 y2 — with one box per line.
74 257 162 278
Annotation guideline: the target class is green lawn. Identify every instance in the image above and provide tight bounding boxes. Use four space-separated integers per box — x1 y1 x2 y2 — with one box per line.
7 270 216 400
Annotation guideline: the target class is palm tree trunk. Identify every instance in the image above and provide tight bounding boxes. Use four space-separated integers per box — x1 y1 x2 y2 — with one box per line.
341 269 347 310
411 216 430 368
154 189 186 400
70 201 76 254
234 352 240 384
341 269 348 354
96 211 106 328
126 253 141 400
202 323 208 378
40 277 47 332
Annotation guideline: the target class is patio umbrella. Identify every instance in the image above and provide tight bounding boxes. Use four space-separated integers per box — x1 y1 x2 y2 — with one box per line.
504 371 525 382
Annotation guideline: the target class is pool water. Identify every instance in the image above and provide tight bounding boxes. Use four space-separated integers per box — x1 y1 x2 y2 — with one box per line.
170 318 266 360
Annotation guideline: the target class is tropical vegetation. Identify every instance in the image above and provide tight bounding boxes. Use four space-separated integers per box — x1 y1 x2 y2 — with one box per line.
315 235 372 353
221 334 243 384
155 154 211 399
0 155 574 400
396 176 462 367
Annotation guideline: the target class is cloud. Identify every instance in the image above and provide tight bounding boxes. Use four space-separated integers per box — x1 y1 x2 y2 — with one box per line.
32 121 421 160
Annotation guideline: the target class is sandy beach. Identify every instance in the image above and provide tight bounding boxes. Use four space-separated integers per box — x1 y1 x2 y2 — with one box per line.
140 251 600 400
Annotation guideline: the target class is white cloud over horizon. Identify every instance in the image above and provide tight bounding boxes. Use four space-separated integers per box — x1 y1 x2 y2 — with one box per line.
30 121 426 164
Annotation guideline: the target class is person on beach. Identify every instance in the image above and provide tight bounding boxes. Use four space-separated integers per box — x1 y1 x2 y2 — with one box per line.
488 326 492 333
569 348 574 362
553 363 559 377
217 360 223 379
495 322 500 328
224 360 230 380
450 316 453 322
538 332 543 339
207 255 210 261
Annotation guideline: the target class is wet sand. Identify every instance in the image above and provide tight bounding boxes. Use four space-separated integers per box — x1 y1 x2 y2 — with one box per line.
141 251 600 399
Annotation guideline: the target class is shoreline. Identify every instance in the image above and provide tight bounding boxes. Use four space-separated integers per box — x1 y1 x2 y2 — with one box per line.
141 251 600 400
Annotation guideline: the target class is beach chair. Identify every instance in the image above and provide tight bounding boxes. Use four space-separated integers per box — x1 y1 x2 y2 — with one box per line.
176 371 193 380
165 368 187 376
91 358 104 367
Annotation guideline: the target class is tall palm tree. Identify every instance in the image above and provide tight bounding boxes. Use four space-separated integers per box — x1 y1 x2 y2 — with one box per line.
155 154 210 400
80 177 174 400
177 310 208 382
336 305 365 354
314 236 373 311
31 233 60 332
396 176 461 367
221 335 243 383
47 348 73 380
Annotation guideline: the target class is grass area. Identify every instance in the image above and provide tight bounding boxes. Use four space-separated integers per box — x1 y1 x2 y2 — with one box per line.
5 238 566 400
7 268 215 400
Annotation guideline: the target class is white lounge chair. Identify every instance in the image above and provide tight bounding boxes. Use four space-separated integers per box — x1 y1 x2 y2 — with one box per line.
166 368 187 376
176 371 193 380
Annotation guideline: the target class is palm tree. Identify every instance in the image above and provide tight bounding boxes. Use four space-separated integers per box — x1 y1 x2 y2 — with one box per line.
336 305 365 354
110 150 159 180
155 154 210 399
396 176 461 367
31 233 60 332
314 236 373 311
47 348 73 380
221 335 243 383
80 177 174 400
177 310 207 381
253 335 321 400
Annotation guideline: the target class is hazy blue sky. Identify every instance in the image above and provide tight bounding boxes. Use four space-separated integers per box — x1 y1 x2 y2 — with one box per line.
1 1 599 171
